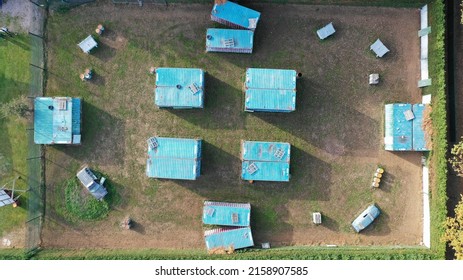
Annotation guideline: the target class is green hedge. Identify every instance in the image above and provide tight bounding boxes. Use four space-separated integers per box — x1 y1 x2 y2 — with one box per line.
32 247 436 260
427 0 447 258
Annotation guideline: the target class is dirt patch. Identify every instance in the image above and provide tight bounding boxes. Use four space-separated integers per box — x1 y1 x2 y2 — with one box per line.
42 3 423 250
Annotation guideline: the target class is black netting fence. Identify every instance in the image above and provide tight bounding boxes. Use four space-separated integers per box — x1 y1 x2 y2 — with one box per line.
25 6 47 256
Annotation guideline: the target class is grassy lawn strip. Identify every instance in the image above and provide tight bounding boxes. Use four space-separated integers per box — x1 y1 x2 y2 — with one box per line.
0 33 30 237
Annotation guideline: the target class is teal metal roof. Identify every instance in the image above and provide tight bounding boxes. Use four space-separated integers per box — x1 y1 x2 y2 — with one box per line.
241 141 291 182
245 68 297 112
146 137 202 180
155 68 204 109
384 104 430 151
204 227 254 250
34 97 81 145
202 201 251 227
211 1 261 30
206 28 254 53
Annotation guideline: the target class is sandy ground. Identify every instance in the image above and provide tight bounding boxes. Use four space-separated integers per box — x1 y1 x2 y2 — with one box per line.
40 3 424 250
0 0 44 34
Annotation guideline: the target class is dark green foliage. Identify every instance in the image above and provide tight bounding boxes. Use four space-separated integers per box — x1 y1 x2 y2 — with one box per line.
426 0 447 259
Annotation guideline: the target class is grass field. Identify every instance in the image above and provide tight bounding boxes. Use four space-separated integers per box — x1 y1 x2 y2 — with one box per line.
0 33 30 240
39 2 427 250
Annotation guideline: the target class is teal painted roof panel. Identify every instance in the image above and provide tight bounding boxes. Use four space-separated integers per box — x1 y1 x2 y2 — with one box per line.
155 68 204 108
245 89 296 112
204 227 254 250
206 28 254 51
412 104 429 151
34 97 81 144
241 160 290 182
211 1 261 30
146 137 201 180
202 201 251 227
245 68 297 90
242 141 290 162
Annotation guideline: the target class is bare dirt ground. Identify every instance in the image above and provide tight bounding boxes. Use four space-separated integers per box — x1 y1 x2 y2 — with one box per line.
41 3 423 250
0 0 43 34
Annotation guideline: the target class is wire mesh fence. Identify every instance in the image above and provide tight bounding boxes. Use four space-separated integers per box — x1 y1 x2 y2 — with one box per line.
25 6 47 256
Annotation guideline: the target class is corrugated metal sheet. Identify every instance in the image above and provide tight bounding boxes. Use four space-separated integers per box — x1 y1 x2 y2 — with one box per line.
211 1 261 30
412 104 428 151
241 141 291 182
245 89 296 112
204 227 254 250
155 68 204 109
241 161 290 181
78 35 98 53
146 137 202 180
34 97 81 145
242 141 290 162
0 189 15 207
370 39 390 58
245 68 297 112
203 201 251 227
384 104 430 151
206 28 253 54
317 22 336 40
384 104 413 151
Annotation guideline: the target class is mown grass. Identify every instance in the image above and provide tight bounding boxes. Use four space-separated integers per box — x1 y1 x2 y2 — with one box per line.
55 169 121 223
0 33 30 238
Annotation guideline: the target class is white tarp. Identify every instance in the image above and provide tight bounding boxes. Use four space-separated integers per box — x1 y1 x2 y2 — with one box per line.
78 35 98 54
422 165 430 248
370 39 390 58
317 22 335 40
0 189 14 207
420 5 430 82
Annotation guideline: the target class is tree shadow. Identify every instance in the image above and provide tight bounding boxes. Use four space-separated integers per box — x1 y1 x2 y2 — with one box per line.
54 100 126 166
130 220 146 235
167 74 246 130
321 214 340 231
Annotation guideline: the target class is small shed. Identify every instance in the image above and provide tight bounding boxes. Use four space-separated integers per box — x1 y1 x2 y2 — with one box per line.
154 68 205 109
241 140 291 182
317 22 336 40
146 137 202 180
204 227 254 251
78 35 98 54
244 68 297 113
370 39 390 58
203 201 251 227
211 1 261 31
384 104 430 151
34 97 82 145
206 28 254 54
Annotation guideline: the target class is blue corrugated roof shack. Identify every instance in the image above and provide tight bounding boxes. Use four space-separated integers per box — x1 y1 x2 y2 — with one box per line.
203 201 251 227
211 1 261 31
206 28 254 54
146 137 202 180
204 227 254 251
241 140 291 182
34 97 82 145
384 104 430 151
155 68 205 109
244 68 297 112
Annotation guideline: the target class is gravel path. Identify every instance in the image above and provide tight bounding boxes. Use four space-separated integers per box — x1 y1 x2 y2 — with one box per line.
0 0 44 34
